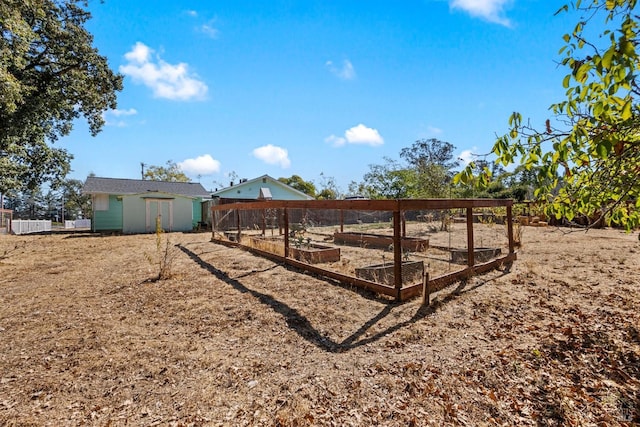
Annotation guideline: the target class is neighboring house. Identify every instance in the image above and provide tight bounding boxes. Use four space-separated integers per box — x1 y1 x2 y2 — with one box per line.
211 174 314 202
204 175 314 229
83 177 210 234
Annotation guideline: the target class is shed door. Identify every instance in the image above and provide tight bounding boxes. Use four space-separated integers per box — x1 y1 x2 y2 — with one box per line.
146 199 173 232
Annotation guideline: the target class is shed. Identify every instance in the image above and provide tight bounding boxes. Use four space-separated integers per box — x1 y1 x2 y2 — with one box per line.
83 177 210 234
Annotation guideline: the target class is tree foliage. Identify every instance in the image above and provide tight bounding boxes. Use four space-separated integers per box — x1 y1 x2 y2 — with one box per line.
357 139 459 199
278 175 317 197
400 138 459 173
315 173 341 200
0 0 123 193
58 177 91 219
4 186 48 219
143 161 190 182
456 0 640 230
360 158 418 199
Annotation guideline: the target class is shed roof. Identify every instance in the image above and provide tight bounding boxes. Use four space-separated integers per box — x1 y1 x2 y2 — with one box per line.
83 177 210 198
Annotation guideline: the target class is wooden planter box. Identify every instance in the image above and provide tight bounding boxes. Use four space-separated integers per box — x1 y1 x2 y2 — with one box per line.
248 236 283 254
289 243 341 264
355 260 424 286
333 232 428 251
450 247 502 264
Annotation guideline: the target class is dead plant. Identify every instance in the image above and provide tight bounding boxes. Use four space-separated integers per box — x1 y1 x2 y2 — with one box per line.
145 217 176 281
506 221 525 246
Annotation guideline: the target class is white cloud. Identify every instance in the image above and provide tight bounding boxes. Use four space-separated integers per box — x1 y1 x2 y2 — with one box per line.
326 124 384 148
326 59 356 80
120 42 208 101
103 108 138 127
178 154 221 176
124 42 151 63
324 134 347 147
252 144 291 168
187 11 220 39
200 23 220 39
345 124 384 145
458 147 478 165
449 0 512 26
427 125 443 135
109 108 138 117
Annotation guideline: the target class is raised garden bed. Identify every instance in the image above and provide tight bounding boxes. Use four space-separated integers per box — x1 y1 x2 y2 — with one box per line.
289 243 341 264
248 236 340 263
355 260 424 286
450 247 502 264
333 232 428 251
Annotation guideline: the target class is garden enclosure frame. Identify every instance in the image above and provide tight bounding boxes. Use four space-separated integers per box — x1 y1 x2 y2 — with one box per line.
210 198 517 302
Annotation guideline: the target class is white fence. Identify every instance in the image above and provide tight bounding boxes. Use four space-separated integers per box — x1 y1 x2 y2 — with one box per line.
11 220 52 235
65 219 91 229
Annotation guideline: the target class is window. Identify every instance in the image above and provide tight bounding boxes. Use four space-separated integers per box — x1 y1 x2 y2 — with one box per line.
93 194 109 211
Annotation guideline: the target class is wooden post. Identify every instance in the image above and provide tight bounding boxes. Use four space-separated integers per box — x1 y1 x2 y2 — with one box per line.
236 209 241 243
211 206 216 240
261 209 266 236
340 210 344 233
393 209 402 300
401 211 406 237
283 208 290 258
507 203 515 253
422 270 430 306
466 207 474 267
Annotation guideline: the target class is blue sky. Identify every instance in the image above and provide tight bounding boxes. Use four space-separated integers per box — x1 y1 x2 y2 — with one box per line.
60 0 577 193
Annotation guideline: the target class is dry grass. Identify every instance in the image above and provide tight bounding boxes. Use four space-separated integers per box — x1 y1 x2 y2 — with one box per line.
0 225 639 425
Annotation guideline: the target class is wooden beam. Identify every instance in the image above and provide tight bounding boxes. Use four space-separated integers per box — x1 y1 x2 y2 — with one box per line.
393 209 402 300
401 211 406 237
466 207 474 267
507 204 515 253
283 208 289 258
236 209 241 242
209 198 514 213
423 252 518 296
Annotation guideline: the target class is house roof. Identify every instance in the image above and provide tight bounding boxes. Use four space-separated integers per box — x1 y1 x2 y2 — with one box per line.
83 177 210 198
211 174 314 200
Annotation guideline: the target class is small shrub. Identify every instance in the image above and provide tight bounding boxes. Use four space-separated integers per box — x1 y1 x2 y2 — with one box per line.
145 217 176 281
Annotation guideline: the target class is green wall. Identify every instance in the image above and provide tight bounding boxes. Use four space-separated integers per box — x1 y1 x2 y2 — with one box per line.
192 198 202 227
93 195 123 231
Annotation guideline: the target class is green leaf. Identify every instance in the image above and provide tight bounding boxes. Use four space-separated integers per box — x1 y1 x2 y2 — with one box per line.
602 48 615 69
621 99 632 120
595 142 610 159
621 40 635 56
554 5 569 15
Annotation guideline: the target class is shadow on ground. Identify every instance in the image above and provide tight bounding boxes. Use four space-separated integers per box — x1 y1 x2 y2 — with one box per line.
177 243 498 353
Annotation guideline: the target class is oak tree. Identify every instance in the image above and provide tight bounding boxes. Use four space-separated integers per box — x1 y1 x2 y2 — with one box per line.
278 175 317 197
1 0 123 193
143 161 191 182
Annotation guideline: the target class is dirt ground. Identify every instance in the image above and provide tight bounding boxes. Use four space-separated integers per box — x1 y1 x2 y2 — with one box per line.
0 224 639 426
